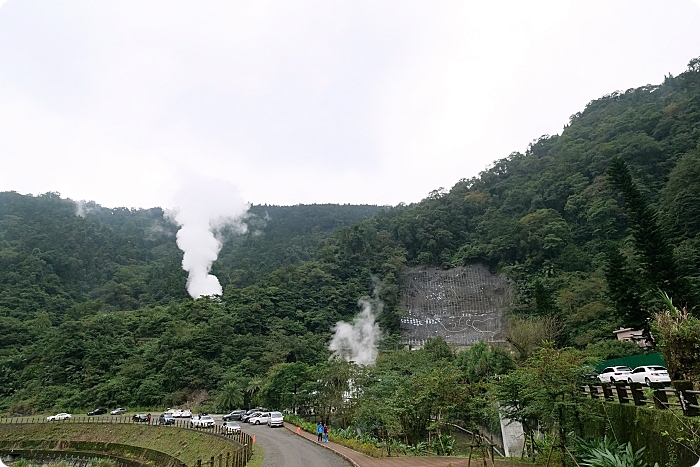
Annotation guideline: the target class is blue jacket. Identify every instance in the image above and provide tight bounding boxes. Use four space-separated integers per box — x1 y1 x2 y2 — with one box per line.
317 424 324 434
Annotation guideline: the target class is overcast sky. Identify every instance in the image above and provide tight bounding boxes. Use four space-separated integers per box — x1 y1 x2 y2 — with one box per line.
1 0 700 209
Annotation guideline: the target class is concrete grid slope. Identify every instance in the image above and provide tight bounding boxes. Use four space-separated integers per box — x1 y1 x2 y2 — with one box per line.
283 423 527 467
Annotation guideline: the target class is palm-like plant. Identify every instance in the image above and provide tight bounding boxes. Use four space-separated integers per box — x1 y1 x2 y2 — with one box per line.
246 377 263 396
217 381 244 412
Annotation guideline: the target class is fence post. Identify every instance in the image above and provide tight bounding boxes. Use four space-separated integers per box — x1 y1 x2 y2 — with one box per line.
209 456 214 467
674 381 700 417
197 459 202 467
225 452 230 467
614 382 630 404
649 382 669 409
587 384 600 400
629 382 646 406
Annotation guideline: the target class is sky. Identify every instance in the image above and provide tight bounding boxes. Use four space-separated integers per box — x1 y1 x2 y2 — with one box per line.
1 0 700 209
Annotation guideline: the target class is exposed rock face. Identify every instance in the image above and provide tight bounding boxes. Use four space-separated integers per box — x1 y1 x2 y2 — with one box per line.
400 264 511 347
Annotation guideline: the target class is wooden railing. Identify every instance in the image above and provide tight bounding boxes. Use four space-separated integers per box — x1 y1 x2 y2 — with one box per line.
0 417 254 467
582 380 700 417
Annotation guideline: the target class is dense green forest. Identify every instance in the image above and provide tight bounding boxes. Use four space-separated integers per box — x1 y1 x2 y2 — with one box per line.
2 57 700 442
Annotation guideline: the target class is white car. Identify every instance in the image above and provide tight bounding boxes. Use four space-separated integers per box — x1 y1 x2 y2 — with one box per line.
222 421 241 433
190 415 215 428
628 366 671 385
267 411 284 428
248 412 270 425
110 408 126 415
180 409 192 418
46 413 72 421
598 366 633 383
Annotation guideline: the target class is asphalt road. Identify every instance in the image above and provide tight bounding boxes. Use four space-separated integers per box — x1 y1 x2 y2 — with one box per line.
239 422 351 467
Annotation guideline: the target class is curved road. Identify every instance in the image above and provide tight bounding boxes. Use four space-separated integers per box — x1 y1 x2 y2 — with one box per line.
240 422 351 467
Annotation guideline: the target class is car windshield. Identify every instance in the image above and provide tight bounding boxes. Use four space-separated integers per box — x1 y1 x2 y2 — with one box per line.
617 367 632 371
201 416 214 421
271 412 282 417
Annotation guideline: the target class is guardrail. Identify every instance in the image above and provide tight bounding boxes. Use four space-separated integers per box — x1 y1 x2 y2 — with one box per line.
0 417 254 467
582 380 700 417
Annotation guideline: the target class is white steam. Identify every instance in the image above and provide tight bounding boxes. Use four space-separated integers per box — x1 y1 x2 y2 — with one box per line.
169 176 249 299
329 297 382 365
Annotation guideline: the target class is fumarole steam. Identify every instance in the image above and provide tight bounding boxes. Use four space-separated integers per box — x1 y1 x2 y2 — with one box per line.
329 296 382 365
169 176 249 299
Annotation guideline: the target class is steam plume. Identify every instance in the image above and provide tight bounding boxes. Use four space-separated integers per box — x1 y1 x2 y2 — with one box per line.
169 175 249 298
329 297 382 365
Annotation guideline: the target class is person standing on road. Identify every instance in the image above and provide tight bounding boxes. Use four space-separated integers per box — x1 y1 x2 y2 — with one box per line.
323 423 329 442
317 422 324 442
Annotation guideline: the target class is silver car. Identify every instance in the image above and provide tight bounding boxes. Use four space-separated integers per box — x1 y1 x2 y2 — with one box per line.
190 415 215 428
248 412 270 425
267 411 284 428
222 421 241 433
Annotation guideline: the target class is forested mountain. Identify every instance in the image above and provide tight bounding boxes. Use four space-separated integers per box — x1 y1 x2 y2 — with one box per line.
1 58 700 414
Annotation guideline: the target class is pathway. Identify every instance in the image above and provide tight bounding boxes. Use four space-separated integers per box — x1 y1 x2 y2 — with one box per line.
283 423 529 467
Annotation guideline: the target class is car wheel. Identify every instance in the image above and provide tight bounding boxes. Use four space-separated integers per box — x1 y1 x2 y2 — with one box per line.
255 420 260 425
645 377 651 386
627 378 633 384
610 377 615 384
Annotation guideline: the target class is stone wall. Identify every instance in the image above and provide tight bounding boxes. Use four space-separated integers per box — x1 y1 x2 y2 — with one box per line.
400 264 511 347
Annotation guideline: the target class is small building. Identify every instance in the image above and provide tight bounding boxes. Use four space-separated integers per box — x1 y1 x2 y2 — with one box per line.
613 327 650 349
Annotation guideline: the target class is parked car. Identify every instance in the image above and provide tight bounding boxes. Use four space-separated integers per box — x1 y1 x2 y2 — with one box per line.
46 413 71 421
241 409 262 423
248 412 270 425
628 366 671 385
87 408 106 416
190 415 215 428
597 366 633 383
223 410 246 421
222 421 241 433
242 412 261 423
173 409 191 418
267 411 284 428
132 413 149 422
110 408 127 415
171 409 183 417
159 413 176 425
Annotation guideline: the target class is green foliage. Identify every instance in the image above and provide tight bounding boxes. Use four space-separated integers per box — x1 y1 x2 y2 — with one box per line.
583 340 645 361
576 437 657 467
652 292 700 384
495 347 596 447
216 381 243 412
455 342 515 383
607 157 692 311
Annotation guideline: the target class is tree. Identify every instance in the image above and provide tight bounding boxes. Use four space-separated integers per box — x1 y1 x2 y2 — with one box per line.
607 156 691 307
495 346 594 459
216 381 243 412
455 341 514 384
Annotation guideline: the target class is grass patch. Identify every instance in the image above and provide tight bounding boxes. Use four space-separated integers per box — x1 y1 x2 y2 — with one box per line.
0 423 247 466
242 445 263 467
